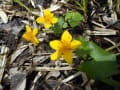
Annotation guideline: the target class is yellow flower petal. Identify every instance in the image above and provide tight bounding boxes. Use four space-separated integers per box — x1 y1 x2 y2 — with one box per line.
61 30 72 42
52 17 58 24
34 37 39 43
71 40 82 50
22 33 28 39
51 51 62 60
63 50 73 64
33 41 38 46
33 28 38 36
33 41 37 46
44 9 51 17
44 22 51 29
36 17 45 24
50 13 54 17
26 25 32 32
49 40 62 50
22 32 32 41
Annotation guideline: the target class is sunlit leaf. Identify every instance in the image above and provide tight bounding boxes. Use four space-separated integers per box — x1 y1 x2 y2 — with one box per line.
88 41 116 61
65 11 84 27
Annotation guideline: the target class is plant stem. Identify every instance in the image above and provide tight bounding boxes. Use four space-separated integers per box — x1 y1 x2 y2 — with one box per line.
14 0 32 13
116 0 120 14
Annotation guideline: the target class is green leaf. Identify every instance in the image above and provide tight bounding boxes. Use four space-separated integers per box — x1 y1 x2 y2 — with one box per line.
65 11 73 21
102 78 120 88
69 12 84 27
79 60 118 80
65 11 84 28
88 41 116 61
76 36 90 57
52 17 64 34
76 36 119 81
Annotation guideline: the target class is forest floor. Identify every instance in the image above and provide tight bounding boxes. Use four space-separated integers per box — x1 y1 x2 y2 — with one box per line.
0 0 120 90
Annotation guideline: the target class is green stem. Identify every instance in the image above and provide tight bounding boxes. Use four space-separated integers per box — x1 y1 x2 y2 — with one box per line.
74 0 84 10
83 0 88 17
14 0 32 13
74 0 87 17
116 0 120 14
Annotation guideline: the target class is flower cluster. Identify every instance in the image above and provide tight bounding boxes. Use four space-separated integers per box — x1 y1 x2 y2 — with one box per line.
23 9 58 46
22 9 82 64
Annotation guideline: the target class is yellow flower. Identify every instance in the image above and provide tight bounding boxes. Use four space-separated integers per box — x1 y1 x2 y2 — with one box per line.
36 9 58 29
22 25 39 46
49 30 82 64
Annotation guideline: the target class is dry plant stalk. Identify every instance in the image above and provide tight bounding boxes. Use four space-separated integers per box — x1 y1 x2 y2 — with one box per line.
86 27 118 35
34 66 74 71
0 45 9 82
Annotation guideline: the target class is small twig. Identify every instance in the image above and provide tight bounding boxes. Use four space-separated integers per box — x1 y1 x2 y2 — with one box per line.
30 72 42 90
85 80 94 90
104 37 120 52
32 53 52 56
115 53 120 56
92 21 106 28
104 37 115 45
33 66 75 71
61 71 82 83
10 45 28 63
106 43 120 51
